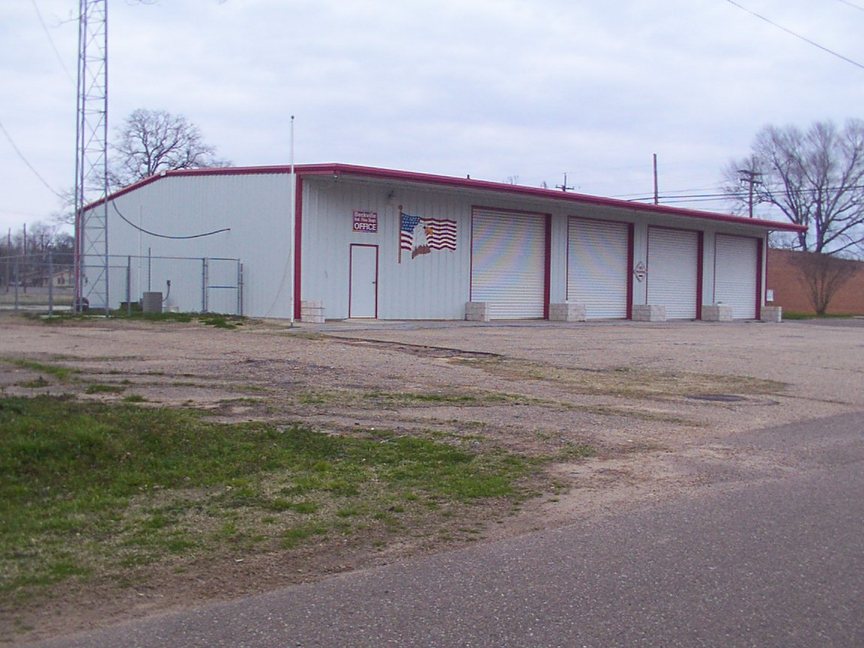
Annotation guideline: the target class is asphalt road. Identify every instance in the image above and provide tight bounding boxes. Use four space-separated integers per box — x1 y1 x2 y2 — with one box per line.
29 411 864 648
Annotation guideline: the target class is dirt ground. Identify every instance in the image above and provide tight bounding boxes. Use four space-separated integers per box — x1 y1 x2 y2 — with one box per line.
1 314 863 643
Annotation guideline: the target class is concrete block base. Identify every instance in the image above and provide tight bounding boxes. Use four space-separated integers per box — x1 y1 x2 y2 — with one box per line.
761 306 782 323
549 302 587 322
466 301 490 322
632 304 666 322
703 304 734 322
301 300 325 324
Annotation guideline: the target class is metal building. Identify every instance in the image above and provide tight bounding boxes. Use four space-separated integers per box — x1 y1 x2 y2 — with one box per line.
83 163 804 322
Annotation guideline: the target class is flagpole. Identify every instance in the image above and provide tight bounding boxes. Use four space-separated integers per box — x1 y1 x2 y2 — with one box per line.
398 204 402 264
289 115 296 323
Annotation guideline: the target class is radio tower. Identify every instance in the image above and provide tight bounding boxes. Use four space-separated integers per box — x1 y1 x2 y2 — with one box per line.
73 0 109 314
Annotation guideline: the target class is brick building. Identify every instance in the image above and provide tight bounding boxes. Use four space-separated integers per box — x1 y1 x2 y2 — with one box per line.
767 249 864 315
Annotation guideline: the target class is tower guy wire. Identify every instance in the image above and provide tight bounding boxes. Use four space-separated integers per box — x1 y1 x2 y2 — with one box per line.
725 0 864 71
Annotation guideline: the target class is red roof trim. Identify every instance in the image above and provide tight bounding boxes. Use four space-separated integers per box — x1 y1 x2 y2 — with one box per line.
92 163 806 233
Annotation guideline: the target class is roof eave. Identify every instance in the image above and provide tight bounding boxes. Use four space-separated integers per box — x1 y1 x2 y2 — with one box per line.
88 163 807 234
302 163 806 233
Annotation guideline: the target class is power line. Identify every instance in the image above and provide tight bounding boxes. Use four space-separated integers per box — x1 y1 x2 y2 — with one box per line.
629 193 743 204
656 196 743 205
0 118 64 199
627 182 864 206
609 178 864 204
29 0 76 84
836 0 864 13
611 185 726 199
725 0 864 71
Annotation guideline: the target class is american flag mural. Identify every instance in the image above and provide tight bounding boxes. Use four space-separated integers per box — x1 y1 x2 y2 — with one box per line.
399 210 457 261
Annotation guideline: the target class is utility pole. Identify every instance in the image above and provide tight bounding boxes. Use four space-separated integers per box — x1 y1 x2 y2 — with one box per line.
737 168 762 218
4 228 10 292
556 173 574 192
23 223 27 293
653 154 659 205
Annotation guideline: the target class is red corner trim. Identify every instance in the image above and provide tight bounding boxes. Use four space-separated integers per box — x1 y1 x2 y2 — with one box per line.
293 176 303 320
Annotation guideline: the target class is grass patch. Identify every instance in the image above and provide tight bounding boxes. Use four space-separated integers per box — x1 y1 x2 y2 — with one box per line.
281 523 329 549
0 396 537 602
30 310 246 329
298 388 528 408
84 383 126 395
3 359 76 382
782 311 856 320
110 311 245 329
781 311 812 320
197 314 243 329
20 376 49 389
552 443 597 461
459 357 786 399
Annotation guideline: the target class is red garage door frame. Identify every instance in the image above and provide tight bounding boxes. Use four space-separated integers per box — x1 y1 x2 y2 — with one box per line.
566 216 634 319
713 233 764 319
646 225 704 320
469 206 551 319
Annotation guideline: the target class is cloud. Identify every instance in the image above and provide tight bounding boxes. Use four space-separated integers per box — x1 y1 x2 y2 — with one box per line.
2 0 863 233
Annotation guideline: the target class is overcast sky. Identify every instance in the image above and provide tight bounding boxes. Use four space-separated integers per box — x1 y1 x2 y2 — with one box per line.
2 0 863 235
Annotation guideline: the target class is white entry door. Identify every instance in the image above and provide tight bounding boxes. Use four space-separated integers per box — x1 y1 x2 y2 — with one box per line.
349 244 378 318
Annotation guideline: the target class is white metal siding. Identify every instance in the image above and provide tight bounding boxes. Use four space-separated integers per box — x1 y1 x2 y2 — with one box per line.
103 173 292 317
647 227 699 319
714 234 757 319
567 218 629 318
301 179 471 319
471 210 546 319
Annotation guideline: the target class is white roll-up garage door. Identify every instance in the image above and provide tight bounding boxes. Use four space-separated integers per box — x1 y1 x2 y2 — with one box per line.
647 227 700 319
471 210 546 319
567 218 630 319
714 234 758 319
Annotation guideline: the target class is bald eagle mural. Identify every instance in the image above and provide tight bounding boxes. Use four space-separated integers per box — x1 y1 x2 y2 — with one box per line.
399 210 457 262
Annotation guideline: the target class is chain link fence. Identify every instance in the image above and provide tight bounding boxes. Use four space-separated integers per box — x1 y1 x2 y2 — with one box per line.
0 254 243 316
0 252 74 314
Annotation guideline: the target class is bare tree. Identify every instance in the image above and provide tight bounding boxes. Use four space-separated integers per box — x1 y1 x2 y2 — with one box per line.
725 119 864 314
724 119 864 255
110 109 230 187
789 252 858 315
1 222 75 290
50 187 77 226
